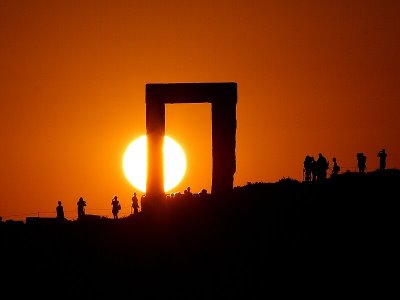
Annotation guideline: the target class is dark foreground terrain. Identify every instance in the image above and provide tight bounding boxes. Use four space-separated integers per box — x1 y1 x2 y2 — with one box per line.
1 170 399 299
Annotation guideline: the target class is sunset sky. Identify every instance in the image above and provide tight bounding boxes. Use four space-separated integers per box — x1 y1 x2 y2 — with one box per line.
1 0 399 220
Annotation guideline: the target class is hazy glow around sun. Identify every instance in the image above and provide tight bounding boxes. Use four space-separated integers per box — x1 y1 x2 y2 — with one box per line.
123 135 186 193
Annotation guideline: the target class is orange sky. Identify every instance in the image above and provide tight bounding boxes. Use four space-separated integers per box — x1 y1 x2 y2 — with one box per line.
1 0 399 220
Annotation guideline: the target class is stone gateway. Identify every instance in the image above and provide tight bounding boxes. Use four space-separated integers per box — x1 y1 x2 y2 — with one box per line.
145 82 237 201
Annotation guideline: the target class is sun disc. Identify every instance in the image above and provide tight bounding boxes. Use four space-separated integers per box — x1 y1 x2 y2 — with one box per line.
123 135 186 192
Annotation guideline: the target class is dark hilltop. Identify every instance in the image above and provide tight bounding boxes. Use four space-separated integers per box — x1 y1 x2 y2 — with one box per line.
1 169 399 298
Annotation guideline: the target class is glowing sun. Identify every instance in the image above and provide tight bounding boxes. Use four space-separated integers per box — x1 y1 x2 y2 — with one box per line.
123 135 186 193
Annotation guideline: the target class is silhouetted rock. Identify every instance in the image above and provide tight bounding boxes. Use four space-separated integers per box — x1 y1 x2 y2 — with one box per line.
26 217 58 225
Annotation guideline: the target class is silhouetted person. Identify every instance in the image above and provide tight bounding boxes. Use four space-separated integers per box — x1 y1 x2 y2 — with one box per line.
111 196 121 219
132 192 139 214
303 155 313 182
357 153 367 173
310 156 317 182
184 187 193 200
200 188 207 197
56 201 65 221
331 157 341 177
377 148 387 171
316 153 329 181
77 197 86 219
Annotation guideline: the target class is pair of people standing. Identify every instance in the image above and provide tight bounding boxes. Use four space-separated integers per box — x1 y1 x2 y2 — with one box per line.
303 153 330 182
357 149 387 173
56 196 86 221
56 197 85 221
112 193 140 219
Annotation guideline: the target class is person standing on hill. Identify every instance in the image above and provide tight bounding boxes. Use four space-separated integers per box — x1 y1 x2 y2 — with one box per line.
56 201 65 221
357 153 367 173
310 156 317 181
377 149 387 171
303 155 313 182
111 196 121 219
331 157 341 177
77 197 86 220
316 153 329 181
132 192 139 214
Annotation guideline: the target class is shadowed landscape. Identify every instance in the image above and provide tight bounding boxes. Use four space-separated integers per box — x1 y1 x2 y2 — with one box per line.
1 169 398 298
1 2 399 298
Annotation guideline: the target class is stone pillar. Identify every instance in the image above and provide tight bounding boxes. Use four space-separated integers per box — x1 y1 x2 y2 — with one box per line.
211 100 237 197
146 101 165 201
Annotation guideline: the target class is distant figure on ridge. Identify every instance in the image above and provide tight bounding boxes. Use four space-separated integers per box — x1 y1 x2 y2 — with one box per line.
199 189 208 199
131 192 139 214
331 157 341 177
184 187 193 200
111 196 121 219
77 197 86 220
56 201 65 221
303 155 313 182
357 153 367 173
316 153 329 181
377 148 387 171
310 156 317 181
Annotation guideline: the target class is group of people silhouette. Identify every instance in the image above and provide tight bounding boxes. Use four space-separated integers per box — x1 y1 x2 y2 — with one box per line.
54 149 389 220
55 193 141 221
303 153 330 182
165 187 210 201
303 148 388 182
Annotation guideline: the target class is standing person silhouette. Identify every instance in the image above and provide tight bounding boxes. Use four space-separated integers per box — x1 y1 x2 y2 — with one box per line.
184 187 193 199
111 196 121 219
357 153 367 173
131 192 139 215
310 156 317 182
77 197 86 220
316 153 329 181
303 155 313 182
56 201 65 221
377 149 387 171
331 157 341 177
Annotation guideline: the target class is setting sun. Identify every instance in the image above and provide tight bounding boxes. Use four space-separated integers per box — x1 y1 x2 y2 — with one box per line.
123 135 186 193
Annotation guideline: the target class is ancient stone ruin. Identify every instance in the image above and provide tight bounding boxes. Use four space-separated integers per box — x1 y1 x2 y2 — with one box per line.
145 82 237 201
